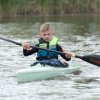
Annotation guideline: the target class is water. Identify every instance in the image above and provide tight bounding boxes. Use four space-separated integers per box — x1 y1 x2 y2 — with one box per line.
0 16 100 100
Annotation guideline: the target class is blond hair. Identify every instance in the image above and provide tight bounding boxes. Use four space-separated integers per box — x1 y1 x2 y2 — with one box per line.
40 23 52 33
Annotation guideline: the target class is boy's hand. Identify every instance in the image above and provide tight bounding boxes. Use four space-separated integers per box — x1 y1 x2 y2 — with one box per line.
22 41 32 50
65 51 74 58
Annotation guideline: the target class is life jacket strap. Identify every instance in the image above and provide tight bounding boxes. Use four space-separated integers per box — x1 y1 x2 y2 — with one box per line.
36 56 58 60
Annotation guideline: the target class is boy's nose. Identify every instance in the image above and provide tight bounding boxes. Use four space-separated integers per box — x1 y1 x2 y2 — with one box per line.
45 34 49 37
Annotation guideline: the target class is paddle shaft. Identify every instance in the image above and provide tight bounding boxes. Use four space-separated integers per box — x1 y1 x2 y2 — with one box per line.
0 37 100 66
0 37 65 55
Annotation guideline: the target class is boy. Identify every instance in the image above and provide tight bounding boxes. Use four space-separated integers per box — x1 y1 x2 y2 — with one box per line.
22 23 72 67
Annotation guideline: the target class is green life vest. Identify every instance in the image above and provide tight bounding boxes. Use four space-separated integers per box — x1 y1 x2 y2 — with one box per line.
37 36 58 60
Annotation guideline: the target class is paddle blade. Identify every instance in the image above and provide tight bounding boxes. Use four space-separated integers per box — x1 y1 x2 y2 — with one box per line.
75 55 100 66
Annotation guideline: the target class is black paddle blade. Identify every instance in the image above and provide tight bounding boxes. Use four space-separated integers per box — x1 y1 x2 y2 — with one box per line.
75 55 100 66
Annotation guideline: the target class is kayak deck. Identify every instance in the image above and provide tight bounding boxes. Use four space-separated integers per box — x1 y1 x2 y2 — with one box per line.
16 63 81 83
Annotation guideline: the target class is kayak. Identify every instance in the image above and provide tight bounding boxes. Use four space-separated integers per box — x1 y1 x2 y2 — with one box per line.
16 63 81 83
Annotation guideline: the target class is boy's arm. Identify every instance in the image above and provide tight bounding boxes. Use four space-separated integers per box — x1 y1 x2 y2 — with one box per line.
56 44 71 61
23 44 39 56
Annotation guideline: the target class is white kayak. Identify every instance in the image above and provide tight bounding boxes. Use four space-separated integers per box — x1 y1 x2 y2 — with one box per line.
16 63 81 83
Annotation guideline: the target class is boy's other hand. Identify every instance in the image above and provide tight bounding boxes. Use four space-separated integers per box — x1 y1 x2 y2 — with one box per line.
22 41 32 50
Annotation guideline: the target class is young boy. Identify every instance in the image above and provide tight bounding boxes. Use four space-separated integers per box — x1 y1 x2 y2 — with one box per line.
22 23 72 67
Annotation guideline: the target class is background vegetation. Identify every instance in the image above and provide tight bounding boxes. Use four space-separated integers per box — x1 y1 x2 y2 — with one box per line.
0 0 100 18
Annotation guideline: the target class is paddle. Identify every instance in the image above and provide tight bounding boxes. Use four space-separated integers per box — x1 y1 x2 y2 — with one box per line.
0 37 100 67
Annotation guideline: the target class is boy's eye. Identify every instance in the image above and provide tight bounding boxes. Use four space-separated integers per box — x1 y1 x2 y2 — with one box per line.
43 34 46 36
43 33 50 36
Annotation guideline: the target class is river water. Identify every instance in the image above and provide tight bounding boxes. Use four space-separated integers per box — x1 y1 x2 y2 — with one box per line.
0 16 100 100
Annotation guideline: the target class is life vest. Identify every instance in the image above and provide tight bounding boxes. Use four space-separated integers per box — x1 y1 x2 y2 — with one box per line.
36 36 58 60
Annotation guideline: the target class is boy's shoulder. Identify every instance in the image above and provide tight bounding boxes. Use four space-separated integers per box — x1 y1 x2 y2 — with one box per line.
38 38 46 43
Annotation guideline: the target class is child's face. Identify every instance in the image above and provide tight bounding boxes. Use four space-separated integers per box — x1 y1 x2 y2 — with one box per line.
40 30 53 42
